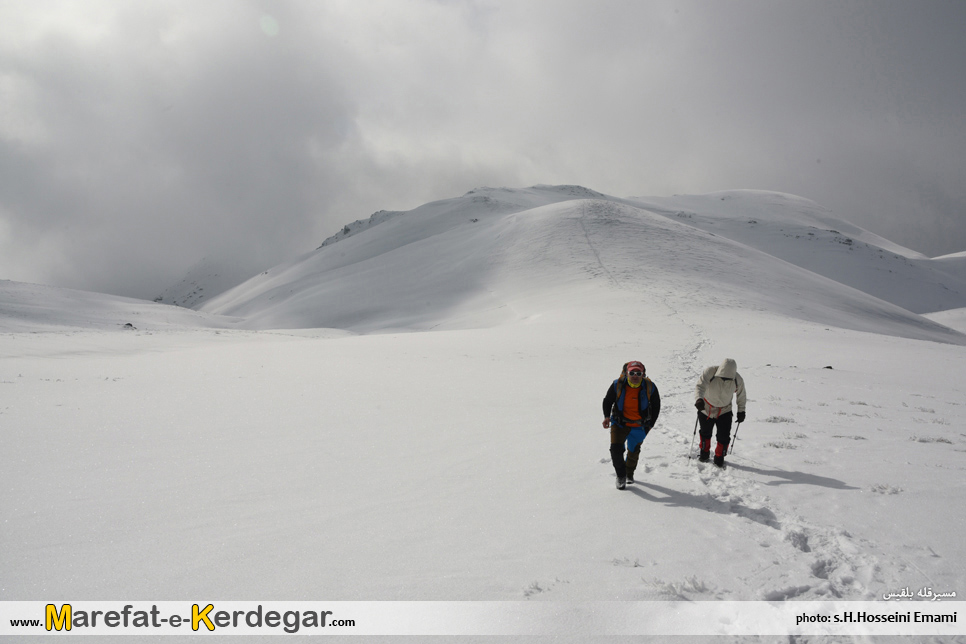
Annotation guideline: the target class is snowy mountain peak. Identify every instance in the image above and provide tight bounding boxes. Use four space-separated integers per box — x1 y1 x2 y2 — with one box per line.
5 185 965 341
198 185 966 344
464 184 604 199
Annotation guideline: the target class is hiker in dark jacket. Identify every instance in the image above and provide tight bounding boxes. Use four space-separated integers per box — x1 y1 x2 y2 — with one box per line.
602 361 661 489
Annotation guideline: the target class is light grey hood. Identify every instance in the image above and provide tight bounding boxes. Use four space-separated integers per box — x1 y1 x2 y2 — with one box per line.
715 358 738 379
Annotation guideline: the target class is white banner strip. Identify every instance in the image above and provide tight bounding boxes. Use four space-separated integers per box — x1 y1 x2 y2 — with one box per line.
1 601 961 636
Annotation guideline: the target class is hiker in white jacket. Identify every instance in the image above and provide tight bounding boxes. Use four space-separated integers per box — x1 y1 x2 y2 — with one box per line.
694 358 747 467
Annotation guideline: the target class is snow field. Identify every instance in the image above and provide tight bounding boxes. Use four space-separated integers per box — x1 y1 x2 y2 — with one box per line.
3 185 966 644
3 302 964 613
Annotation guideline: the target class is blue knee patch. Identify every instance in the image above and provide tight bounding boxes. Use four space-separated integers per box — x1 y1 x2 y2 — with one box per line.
626 427 647 452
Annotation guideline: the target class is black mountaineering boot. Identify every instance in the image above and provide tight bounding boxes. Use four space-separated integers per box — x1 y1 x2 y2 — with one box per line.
616 476 626 490
626 471 635 484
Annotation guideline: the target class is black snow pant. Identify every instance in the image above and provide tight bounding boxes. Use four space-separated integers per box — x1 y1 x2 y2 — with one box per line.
698 411 733 456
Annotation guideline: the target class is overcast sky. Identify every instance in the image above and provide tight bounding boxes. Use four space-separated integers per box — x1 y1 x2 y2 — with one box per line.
2 0 965 300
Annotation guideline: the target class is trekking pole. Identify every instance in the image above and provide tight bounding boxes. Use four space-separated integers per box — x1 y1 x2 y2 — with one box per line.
687 415 699 462
729 421 742 455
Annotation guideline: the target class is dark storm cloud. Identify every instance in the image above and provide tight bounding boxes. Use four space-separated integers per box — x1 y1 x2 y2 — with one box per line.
661 1 966 258
1 0 964 299
0 1 361 296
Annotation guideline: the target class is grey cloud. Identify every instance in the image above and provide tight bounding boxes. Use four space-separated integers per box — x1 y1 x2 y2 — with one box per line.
1 0 964 299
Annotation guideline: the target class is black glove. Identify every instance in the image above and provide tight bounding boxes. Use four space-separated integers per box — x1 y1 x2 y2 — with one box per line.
736 411 745 423
695 399 705 411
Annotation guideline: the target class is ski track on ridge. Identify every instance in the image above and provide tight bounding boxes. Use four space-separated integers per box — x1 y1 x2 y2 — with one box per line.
578 197 903 605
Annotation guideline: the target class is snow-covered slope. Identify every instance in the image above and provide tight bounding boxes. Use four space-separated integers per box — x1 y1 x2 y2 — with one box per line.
931 250 966 285
628 190 966 314
202 186 965 345
201 185 610 330
0 279 239 332
153 256 257 309
315 208 406 250
4 274 966 621
924 307 966 334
